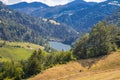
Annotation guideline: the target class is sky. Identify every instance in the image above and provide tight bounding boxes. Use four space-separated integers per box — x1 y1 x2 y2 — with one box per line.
0 0 107 6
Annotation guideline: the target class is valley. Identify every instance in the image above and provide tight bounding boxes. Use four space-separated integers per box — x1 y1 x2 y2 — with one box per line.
0 0 120 80
0 1 78 46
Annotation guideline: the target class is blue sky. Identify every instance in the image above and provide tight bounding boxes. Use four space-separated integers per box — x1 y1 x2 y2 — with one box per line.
0 0 107 6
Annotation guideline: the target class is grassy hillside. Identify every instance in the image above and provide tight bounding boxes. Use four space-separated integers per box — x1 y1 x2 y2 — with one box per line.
30 51 120 80
0 40 44 61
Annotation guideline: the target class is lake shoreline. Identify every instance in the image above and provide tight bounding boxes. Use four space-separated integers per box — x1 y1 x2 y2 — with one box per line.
49 41 71 51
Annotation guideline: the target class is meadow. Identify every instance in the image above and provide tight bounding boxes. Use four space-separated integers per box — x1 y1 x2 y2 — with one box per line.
0 40 44 61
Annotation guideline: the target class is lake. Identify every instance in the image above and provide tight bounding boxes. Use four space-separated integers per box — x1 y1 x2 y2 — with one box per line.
49 41 71 51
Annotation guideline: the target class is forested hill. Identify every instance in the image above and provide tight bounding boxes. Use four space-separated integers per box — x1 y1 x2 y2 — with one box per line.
0 2 78 45
107 9 120 27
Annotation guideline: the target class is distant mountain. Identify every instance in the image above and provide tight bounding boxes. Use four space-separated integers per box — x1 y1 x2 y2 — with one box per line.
9 0 120 33
0 2 78 45
53 0 120 32
8 0 93 17
8 2 49 14
9 2 49 9
29 1 94 22
49 0 120 32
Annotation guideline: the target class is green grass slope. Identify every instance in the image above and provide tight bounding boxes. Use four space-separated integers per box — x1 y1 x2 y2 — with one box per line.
0 40 44 62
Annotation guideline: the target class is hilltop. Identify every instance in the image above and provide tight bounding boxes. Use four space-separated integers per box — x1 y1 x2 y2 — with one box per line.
30 51 120 80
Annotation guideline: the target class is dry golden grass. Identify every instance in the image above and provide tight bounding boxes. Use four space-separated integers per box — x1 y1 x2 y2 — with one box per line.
30 61 85 80
91 52 120 70
29 52 120 80
56 69 120 80
71 68 120 80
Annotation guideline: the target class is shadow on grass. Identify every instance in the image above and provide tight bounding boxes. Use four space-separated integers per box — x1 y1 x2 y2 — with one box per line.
77 54 110 70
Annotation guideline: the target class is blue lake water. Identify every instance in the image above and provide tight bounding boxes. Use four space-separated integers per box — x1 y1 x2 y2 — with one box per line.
49 41 71 51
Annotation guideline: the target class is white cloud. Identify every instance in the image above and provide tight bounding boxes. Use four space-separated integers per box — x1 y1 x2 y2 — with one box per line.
84 0 107 3
21 0 74 6
0 0 9 4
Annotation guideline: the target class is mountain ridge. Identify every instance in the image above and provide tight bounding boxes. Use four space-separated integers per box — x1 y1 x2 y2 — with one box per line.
8 2 49 9
8 0 120 32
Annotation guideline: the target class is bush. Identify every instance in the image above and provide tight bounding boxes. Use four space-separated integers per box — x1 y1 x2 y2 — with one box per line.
0 61 24 80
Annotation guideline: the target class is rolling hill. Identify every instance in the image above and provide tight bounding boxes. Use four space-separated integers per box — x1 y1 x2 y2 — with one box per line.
30 51 120 80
